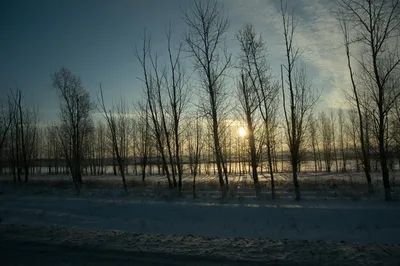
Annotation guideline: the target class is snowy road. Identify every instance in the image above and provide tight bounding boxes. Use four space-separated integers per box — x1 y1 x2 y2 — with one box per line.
1 192 400 244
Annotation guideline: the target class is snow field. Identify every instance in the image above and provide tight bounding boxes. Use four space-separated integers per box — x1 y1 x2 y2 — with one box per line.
1 173 399 245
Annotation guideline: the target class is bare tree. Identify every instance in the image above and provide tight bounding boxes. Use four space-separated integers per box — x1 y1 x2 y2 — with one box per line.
9 91 22 183
0 98 12 152
135 101 151 183
308 114 321 173
85 121 106 176
23 106 38 178
236 23 279 199
8 89 38 183
45 124 62 174
135 31 173 189
136 31 177 189
52 67 93 194
392 100 400 173
182 0 231 197
347 109 361 172
337 108 347 172
319 111 333 172
127 115 138 175
336 0 400 200
236 73 262 197
98 86 128 194
337 10 373 192
95 121 107 175
0 97 12 176
33 125 43 175
81 119 94 175
280 0 318 200
165 26 190 193
330 111 339 172
186 112 204 198
150 55 179 189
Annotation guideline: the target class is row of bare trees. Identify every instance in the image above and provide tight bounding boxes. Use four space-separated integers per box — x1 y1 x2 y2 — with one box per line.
130 0 399 201
0 102 395 171
135 26 190 194
0 90 38 184
1 0 398 201
0 88 398 198
336 0 400 201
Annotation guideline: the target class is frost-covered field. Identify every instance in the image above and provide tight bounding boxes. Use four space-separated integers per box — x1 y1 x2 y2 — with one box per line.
0 173 399 264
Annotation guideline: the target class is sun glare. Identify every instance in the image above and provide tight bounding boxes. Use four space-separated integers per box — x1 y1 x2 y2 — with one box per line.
238 127 246 137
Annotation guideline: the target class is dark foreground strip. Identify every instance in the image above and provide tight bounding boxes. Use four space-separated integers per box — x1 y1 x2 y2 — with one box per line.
0 240 267 266
0 223 399 266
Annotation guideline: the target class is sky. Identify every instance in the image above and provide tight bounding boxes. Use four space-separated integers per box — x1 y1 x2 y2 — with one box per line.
0 0 349 123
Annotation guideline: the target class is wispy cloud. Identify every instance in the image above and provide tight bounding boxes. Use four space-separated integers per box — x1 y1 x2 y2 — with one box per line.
222 0 352 109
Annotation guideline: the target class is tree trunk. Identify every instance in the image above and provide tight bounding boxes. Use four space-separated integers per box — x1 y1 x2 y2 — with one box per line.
267 141 275 199
141 165 146 183
192 170 197 198
379 121 392 201
292 150 301 201
212 111 227 198
141 156 147 184
112 150 117 176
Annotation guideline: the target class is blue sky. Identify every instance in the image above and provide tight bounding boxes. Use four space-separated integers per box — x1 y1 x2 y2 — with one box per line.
1 0 349 123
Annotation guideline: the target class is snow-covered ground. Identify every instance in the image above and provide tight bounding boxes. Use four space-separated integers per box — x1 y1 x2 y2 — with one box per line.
1 223 400 266
0 173 399 264
0 173 399 245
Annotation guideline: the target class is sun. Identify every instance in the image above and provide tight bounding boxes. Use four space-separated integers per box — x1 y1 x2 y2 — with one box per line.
238 127 246 137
